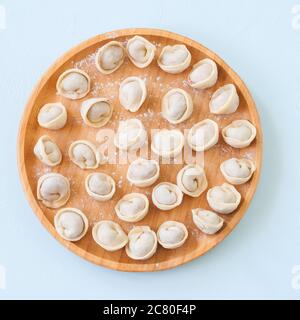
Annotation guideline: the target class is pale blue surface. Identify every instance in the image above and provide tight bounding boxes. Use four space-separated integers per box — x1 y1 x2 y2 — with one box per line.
0 0 300 299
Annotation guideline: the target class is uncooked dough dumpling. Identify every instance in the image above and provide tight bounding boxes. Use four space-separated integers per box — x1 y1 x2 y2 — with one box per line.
127 158 159 187
220 158 256 185
92 220 128 252
37 102 67 130
158 44 191 74
151 129 184 158
222 120 256 148
157 221 188 249
126 226 157 260
119 76 147 112
207 183 241 214
54 208 88 242
209 84 239 114
176 164 207 197
192 208 224 235
126 36 156 68
56 69 90 100
187 119 219 152
114 119 147 151
115 193 149 222
188 58 218 89
34 135 62 167
161 88 193 124
95 41 125 74
85 173 116 201
152 182 183 211
81 98 113 128
37 173 70 209
69 140 103 169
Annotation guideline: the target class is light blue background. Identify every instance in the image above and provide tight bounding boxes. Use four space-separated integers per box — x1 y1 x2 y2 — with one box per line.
0 0 299 299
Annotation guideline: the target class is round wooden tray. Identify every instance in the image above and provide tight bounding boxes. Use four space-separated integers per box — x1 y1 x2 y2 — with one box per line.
17 28 262 272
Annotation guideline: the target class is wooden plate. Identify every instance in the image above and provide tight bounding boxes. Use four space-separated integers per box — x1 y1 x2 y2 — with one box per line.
17 28 262 272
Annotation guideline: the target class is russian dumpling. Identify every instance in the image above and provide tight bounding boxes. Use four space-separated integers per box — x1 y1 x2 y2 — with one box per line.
54 208 88 242
37 173 70 209
126 226 157 260
34 135 62 167
158 44 191 74
152 182 183 211
37 102 67 130
187 119 219 152
188 58 218 89
157 221 188 249
192 208 224 235
95 41 125 74
81 98 113 128
176 164 207 197
161 88 193 124
56 69 90 100
69 140 103 169
126 36 156 68
119 76 147 112
222 120 256 148
209 84 239 114
115 193 149 222
85 173 116 201
151 129 184 158
92 220 128 252
207 183 241 214
220 158 256 185
127 158 160 187
114 119 147 151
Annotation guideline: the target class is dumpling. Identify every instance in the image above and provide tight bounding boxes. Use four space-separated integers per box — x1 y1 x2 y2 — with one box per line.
54 208 88 242
127 158 159 187
151 129 184 158
192 208 224 235
187 119 219 152
157 221 188 249
188 58 218 89
119 76 147 112
56 69 90 100
222 120 256 148
176 164 207 197
158 44 191 74
114 119 147 151
115 193 149 222
81 98 113 128
69 140 104 169
207 183 241 214
85 173 116 201
152 182 183 211
37 173 70 209
161 88 193 124
220 158 256 185
37 102 67 130
126 36 156 68
95 41 125 74
34 135 62 167
125 226 157 260
209 84 239 114
92 220 128 252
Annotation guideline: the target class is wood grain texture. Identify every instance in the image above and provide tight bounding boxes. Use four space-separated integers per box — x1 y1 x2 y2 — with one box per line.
17 28 263 272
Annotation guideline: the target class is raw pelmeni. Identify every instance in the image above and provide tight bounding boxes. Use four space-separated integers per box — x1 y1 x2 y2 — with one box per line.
37 102 67 130
209 84 239 114
157 221 188 249
34 135 62 167
95 41 125 74
188 58 218 89
192 208 224 235
207 183 241 214
56 69 90 100
85 173 116 201
152 182 183 211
